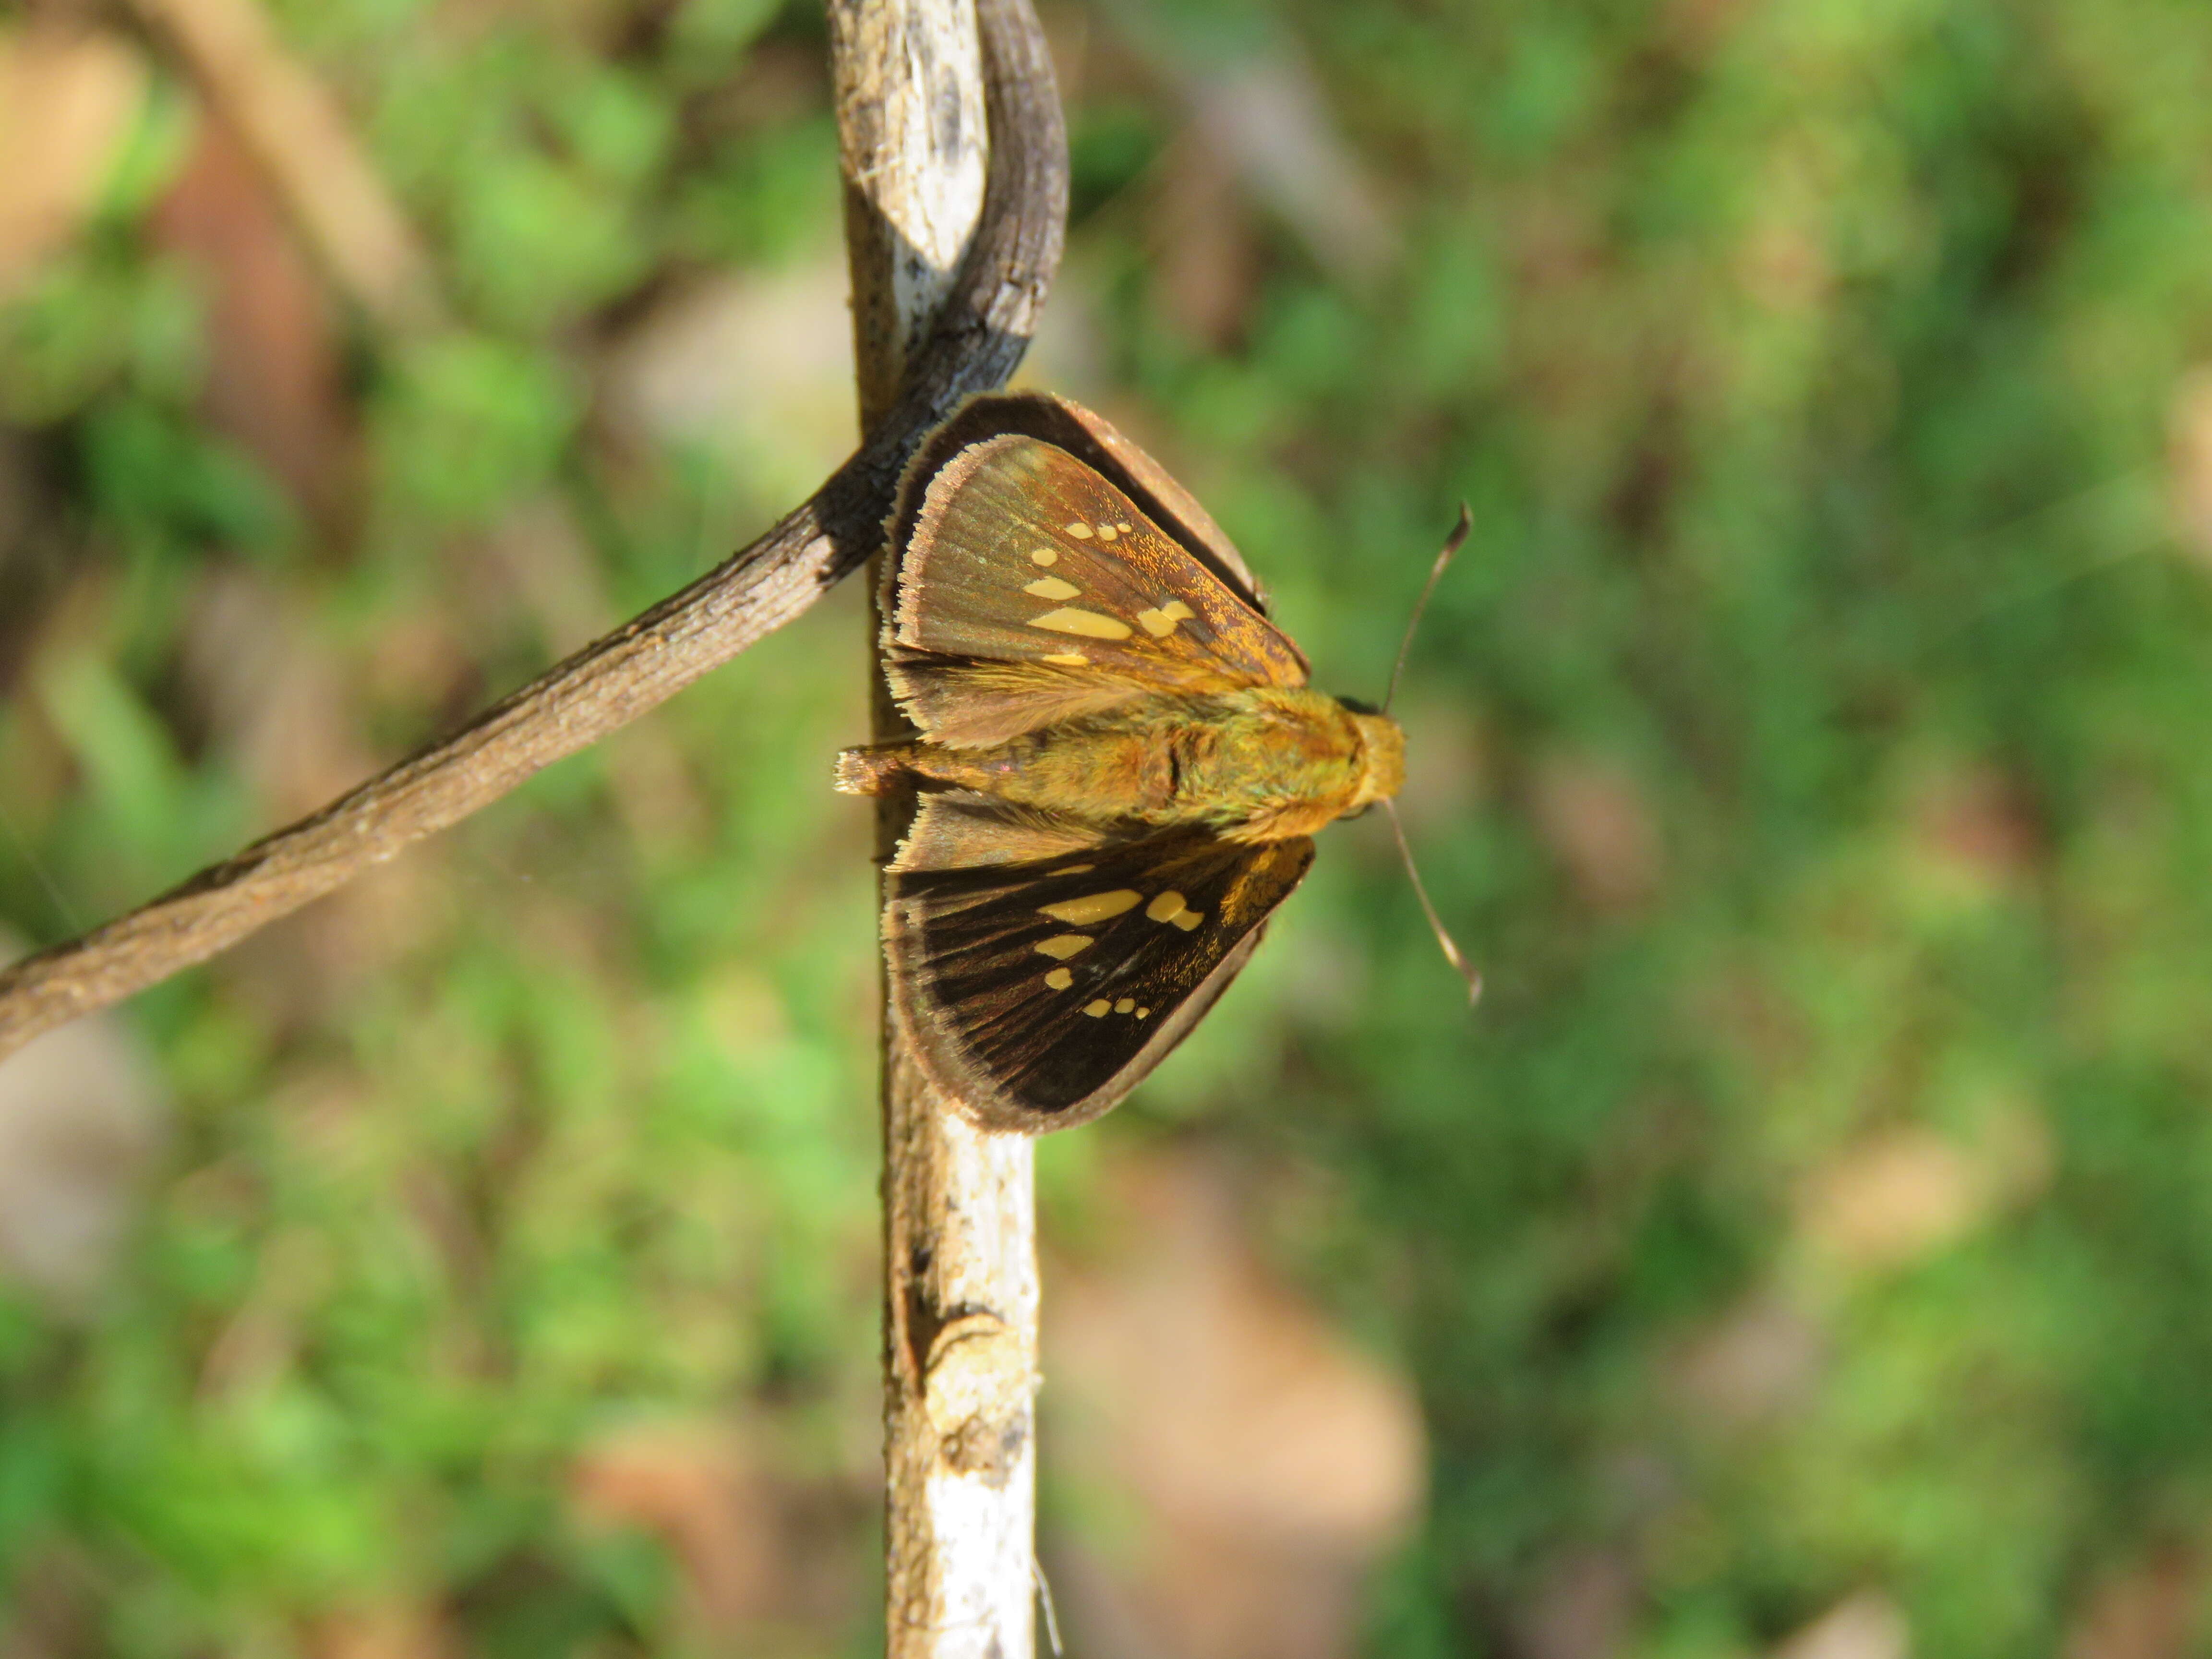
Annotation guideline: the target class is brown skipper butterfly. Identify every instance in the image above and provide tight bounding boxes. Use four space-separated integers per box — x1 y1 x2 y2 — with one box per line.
839 393 1464 1134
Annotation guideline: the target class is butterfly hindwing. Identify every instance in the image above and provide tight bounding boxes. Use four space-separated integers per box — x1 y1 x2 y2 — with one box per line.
886 830 1316 1131
883 435 1309 746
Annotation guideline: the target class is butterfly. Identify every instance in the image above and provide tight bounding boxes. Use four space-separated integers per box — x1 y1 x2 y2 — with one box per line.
837 393 1410 1134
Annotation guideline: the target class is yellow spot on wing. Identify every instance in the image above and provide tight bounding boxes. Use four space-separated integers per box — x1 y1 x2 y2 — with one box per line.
1136 599 1197 637
1115 522 1133 534
1044 967 1074 990
1095 524 1118 542
1034 934 1094 960
1030 547 1058 566
1024 576 1081 600
1147 889 1206 930
1136 1007 1152 1019
1041 651 1089 667
1083 999 1111 1017
1040 890 1143 925
1114 998 1134 1014
1065 521 1093 539
1029 607 1133 640
1048 864 1094 876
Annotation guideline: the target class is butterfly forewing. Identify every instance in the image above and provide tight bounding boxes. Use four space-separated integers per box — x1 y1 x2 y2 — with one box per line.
887 832 1315 1131
885 436 1308 747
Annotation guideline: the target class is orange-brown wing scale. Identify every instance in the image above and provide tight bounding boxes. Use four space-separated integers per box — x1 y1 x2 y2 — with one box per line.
884 435 1308 747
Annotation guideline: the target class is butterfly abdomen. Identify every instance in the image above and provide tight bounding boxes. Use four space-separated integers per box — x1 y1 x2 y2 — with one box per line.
839 686 1397 842
833 746 907 795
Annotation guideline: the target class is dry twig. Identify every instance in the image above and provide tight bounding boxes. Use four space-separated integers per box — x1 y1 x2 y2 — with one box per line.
829 6 1051 1654
0 0 1066 1066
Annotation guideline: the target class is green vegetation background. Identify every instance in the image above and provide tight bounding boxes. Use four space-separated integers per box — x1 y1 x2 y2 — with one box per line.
4 0 2212 1652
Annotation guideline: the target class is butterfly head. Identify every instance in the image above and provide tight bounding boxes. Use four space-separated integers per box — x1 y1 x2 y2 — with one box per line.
1341 699 1407 815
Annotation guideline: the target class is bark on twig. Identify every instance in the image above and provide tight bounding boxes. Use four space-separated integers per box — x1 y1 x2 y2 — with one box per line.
829 8 1050 1652
0 0 1067 1068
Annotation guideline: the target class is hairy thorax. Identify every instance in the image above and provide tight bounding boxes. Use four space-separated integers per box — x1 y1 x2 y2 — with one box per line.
894 686 1405 842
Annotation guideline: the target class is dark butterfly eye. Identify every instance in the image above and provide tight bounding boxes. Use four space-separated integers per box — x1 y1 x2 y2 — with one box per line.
1336 694 1381 715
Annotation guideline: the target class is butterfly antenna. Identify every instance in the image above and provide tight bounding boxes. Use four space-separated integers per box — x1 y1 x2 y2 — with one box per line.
1384 502 1472 714
1383 797 1481 1006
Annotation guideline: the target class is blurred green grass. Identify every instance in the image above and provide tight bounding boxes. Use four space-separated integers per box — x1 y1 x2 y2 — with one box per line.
5 0 2212 1652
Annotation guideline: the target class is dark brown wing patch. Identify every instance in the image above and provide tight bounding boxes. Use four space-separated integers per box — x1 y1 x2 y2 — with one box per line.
886 832 1315 1132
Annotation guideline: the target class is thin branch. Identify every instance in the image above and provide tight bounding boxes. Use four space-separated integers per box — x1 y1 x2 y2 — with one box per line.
0 0 1066 1068
829 4 1055 1654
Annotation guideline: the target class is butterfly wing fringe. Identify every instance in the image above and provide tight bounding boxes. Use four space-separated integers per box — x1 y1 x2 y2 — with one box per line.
891 791 1107 872
884 653 1151 748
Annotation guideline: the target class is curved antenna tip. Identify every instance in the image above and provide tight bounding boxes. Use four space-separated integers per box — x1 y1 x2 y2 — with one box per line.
1384 506 1473 714
1383 799 1481 1009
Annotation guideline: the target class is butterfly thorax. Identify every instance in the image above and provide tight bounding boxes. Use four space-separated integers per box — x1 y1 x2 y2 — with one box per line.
867 686 1403 843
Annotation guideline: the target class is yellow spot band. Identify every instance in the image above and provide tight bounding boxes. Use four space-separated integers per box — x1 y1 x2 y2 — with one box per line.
1041 651 1089 667
1029 607 1133 640
1025 576 1080 600
1136 600 1197 637
1030 547 1059 565
1039 890 1143 925
1114 998 1135 1014
1065 521 1093 539
1034 934 1094 960
1044 967 1074 991
1083 999 1111 1018
1095 525 1118 542
1146 889 1205 930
